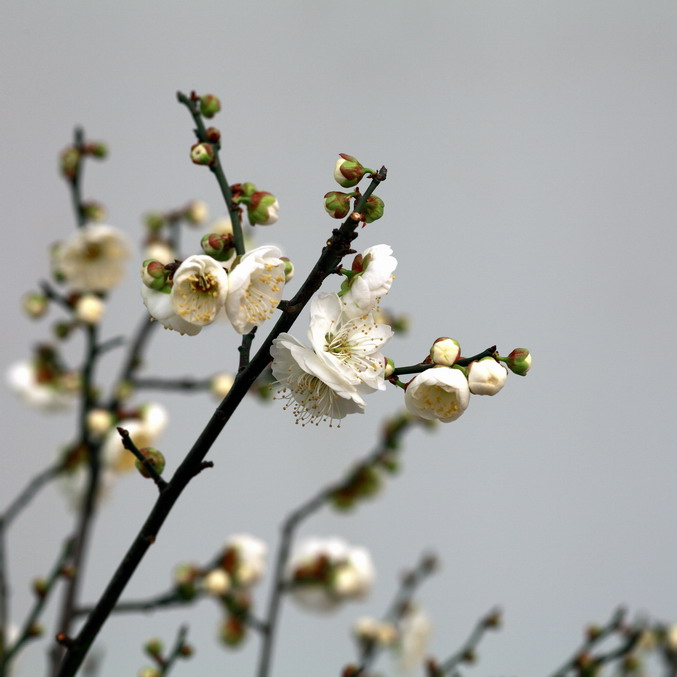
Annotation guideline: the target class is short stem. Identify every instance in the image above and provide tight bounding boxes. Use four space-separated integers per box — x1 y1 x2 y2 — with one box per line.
117 427 168 491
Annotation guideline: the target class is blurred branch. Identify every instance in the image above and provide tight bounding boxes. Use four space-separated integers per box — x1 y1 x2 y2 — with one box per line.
157 625 189 676
133 377 211 392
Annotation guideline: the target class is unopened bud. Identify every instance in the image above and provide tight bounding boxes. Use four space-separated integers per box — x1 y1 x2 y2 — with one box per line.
184 200 209 225
87 408 114 437
384 357 395 379
135 447 166 478
74 294 105 325
23 292 49 319
203 568 231 596
141 259 171 291
190 142 215 166
85 142 108 159
220 616 246 647
362 194 384 223
53 321 74 340
324 191 353 219
247 191 279 226
205 127 221 143
430 337 460 366
179 643 193 657
280 257 294 282
33 577 48 598
144 212 166 233
334 154 367 188
59 147 80 179
144 638 164 658
504 348 531 376
27 623 43 637
138 667 161 677
199 94 221 119
200 233 234 261
81 201 107 222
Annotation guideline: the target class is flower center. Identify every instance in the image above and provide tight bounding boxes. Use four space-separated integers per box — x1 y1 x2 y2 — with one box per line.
175 272 223 324
243 265 285 324
418 385 459 417
275 372 342 428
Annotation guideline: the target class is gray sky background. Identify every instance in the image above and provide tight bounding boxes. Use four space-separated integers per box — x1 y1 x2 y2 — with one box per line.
2 1 677 675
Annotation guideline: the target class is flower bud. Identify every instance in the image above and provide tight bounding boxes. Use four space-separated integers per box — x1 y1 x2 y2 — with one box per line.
324 191 352 219
200 233 234 261
203 568 231 596
59 147 80 179
504 348 531 376
211 373 234 399
190 142 215 165
23 292 49 319
362 194 384 223
53 320 74 340
184 200 209 225
205 126 221 142
144 212 166 233
85 142 108 159
141 259 171 291
430 337 460 366
138 667 161 677
220 616 246 647
81 201 107 223
144 638 164 658
334 154 367 188
199 94 221 119
74 294 105 325
32 577 48 598
174 563 199 600
247 191 279 226
468 358 507 396
280 257 294 282
27 623 43 637
87 408 114 437
135 447 166 478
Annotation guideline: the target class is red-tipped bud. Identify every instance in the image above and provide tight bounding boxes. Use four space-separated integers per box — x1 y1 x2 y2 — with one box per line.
205 126 221 142
200 233 234 261
199 94 221 118
141 259 171 291
334 153 367 188
190 142 215 165
323 191 353 219
504 348 531 376
247 191 279 225
362 194 384 223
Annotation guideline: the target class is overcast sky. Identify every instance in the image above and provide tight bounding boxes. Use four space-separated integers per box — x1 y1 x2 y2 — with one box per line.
2 1 677 675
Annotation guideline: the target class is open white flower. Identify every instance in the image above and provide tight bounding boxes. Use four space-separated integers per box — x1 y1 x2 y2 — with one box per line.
7 360 78 412
102 402 168 473
287 537 375 612
226 245 286 334
54 224 130 292
308 293 392 392
405 366 470 423
467 357 507 396
396 604 433 674
342 244 397 314
171 254 229 326
141 255 228 335
271 334 365 426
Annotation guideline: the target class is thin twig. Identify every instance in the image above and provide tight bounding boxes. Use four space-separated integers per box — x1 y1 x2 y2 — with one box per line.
238 328 257 373
391 346 498 379
133 377 211 391
158 625 188 676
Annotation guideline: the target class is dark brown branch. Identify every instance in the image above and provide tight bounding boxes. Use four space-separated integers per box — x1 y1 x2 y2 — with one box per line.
132 377 211 391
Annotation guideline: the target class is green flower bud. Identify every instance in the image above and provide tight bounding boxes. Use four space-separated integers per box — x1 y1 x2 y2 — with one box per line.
81 201 107 223
59 147 80 179
220 616 246 647
247 191 279 226
85 142 108 159
199 94 221 119
324 191 353 219
362 194 384 223
23 292 49 319
200 233 234 261
144 212 166 233
135 447 166 478
504 348 531 376
190 142 215 165
53 320 74 340
141 259 171 291
144 638 164 658
334 153 368 188
32 577 48 598
384 357 395 379
240 182 258 197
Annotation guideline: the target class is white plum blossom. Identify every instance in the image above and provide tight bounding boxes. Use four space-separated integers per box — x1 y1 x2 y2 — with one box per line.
226 245 286 334
54 224 130 292
308 293 392 392
141 255 228 335
102 403 168 473
467 357 507 396
353 617 398 647
171 255 229 326
405 366 470 423
203 568 231 596
74 294 105 325
271 334 366 426
7 360 78 412
342 244 397 314
224 533 267 586
287 537 375 612
211 372 235 399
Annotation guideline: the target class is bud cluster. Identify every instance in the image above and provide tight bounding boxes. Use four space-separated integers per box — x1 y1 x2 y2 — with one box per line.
324 154 384 224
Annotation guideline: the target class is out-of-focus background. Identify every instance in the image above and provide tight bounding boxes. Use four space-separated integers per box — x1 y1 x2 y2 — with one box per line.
2 1 676 675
